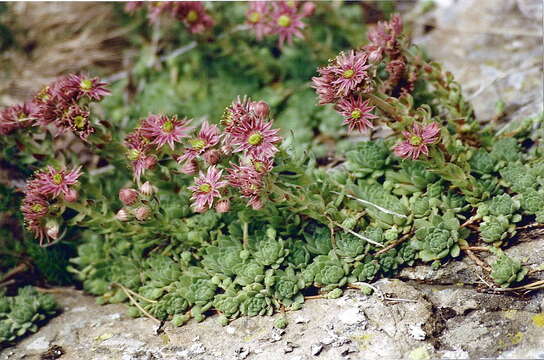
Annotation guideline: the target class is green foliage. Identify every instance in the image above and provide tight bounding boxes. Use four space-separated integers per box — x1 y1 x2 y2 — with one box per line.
479 216 516 244
303 254 350 292
345 140 391 178
411 212 468 262
0 287 58 345
490 249 528 288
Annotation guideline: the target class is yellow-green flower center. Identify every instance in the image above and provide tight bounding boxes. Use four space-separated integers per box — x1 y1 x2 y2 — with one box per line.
127 149 140 161
80 79 92 91
186 10 198 23
248 11 260 23
253 161 265 173
199 183 212 193
31 204 44 212
73 115 86 129
52 173 63 185
162 120 174 133
409 135 423 146
342 69 355 79
221 109 233 126
277 15 291 28
190 138 206 150
248 132 263 146
351 109 362 119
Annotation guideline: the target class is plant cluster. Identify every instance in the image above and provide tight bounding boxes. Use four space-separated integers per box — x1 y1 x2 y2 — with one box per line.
0 287 57 346
0 4 542 334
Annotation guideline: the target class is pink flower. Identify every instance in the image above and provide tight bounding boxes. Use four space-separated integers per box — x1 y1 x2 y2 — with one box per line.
189 166 228 212
394 123 441 160
368 14 403 53
64 104 93 140
34 97 66 126
270 1 305 47
32 166 82 198
311 70 336 105
52 74 110 102
312 50 371 104
336 96 378 133
21 194 49 243
330 50 371 97
221 96 253 133
178 121 220 162
140 114 192 150
124 129 157 180
173 2 214 34
230 118 282 159
0 102 38 135
179 159 199 175
246 2 273 40
227 163 266 210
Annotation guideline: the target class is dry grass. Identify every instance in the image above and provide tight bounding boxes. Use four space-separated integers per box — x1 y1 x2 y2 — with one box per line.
0 2 129 105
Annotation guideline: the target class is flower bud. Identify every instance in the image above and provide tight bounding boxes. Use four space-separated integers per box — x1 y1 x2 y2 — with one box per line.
115 208 130 221
215 199 231 213
180 160 199 175
139 181 156 196
251 101 270 119
203 149 221 165
144 155 157 170
250 198 263 210
368 48 383 64
134 205 151 221
64 188 78 203
119 188 139 205
45 220 60 240
301 2 316 17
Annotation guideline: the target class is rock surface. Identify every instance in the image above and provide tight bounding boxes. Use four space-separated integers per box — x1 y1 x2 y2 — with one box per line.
2 0 543 359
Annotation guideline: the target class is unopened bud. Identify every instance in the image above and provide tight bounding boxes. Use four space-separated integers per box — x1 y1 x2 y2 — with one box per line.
368 48 383 64
251 101 270 119
144 155 157 170
64 188 78 203
301 2 316 17
134 206 151 221
215 199 231 213
180 160 199 175
139 181 156 196
115 208 130 221
203 149 221 165
250 198 263 210
45 220 60 240
119 188 139 205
